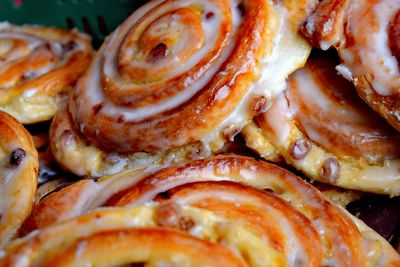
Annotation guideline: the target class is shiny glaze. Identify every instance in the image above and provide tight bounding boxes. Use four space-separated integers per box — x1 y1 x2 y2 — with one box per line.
50 0 317 177
250 55 400 195
20 155 400 266
0 111 38 247
287 56 400 160
302 0 400 130
0 23 92 123
70 0 278 152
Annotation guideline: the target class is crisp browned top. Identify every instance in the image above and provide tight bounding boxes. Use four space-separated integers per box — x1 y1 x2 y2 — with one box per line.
287 56 400 160
0 111 38 247
301 0 400 131
0 24 93 123
68 0 279 153
16 155 400 266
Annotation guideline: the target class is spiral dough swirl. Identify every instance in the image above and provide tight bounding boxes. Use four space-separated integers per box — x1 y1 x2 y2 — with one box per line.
5 156 400 266
0 23 92 124
70 0 284 152
243 55 400 195
302 0 400 130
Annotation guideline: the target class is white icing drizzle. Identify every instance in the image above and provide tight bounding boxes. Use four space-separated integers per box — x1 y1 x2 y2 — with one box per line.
0 24 92 123
173 191 308 265
0 129 37 248
338 0 400 96
256 56 400 195
287 58 400 162
0 156 27 228
201 4 310 148
70 0 311 153
291 67 366 122
78 0 241 122
0 24 89 85
335 64 353 81
0 32 44 70
106 0 226 83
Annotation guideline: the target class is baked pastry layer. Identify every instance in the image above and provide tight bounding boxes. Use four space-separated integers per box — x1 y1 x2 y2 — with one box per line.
15 155 400 266
0 23 93 124
49 0 316 177
0 111 38 247
243 55 400 195
302 0 400 130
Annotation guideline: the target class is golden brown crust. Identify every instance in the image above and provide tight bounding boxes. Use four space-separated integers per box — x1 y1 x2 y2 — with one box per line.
155 181 324 266
243 55 400 195
301 0 349 49
48 0 318 177
0 111 38 247
1 205 261 266
287 58 400 158
301 0 400 130
69 0 279 153
40 228 246 267
355 85 400 134
20 155 400 265
49 106 210 177
0 23 93 124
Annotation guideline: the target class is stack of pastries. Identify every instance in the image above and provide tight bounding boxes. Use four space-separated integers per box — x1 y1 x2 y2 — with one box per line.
0 0 399 266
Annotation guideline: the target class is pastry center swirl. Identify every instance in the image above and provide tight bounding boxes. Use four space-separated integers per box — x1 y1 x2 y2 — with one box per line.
101 1 234 108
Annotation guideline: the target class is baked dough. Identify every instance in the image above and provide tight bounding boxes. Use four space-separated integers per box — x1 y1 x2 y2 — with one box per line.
302 0 400 131
18 155 400 266
243 55 400 195
0 23 92 124
0 111 38 247
49 0 317 177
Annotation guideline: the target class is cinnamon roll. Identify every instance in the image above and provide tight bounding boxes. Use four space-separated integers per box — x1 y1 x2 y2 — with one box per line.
302 0 400 131
50 0 317 177
5 220 246 266
0 111 38 248
7 156 400 266
0 23 93 124
243 55 400 195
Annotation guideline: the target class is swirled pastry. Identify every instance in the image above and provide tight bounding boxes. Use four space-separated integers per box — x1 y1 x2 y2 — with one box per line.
6 218 247 266
243 55 400 195
0 23 93 124
7 156 400 266
50 0 317 177
0 111 38 247
302 0 400 131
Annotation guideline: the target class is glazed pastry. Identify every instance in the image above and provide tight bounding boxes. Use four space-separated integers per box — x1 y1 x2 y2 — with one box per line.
7 156 400 266
0 23 93 124
5 218 247 267
302 0 400 131
243 55 400 195
50 0 317 177
0 111 38 248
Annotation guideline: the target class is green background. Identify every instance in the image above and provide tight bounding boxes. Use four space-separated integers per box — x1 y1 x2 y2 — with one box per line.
0 0 149 47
